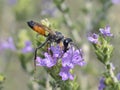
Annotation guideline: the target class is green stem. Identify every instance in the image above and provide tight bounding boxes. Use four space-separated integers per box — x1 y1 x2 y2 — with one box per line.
106 63 118 83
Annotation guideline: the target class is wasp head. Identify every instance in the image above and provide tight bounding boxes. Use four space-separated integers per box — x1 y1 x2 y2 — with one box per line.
63 38 73 52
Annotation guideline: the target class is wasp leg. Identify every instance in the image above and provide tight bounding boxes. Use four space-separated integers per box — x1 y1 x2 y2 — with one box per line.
34 38 49 70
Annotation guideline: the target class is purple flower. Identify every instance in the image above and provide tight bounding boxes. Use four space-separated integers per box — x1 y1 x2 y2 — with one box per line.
88 33 99 44
41 8 58 17
0 37 16 51
36 45 85 81
8 0 17 5
99 26 113 37
50 45 63 58
36 45 62 68
36 53 57 68
111 0 120 4
98 77 106 90
117 73 120 81
41 0 58 17
22 41 34 53
62 47 85 69
59 66 74 81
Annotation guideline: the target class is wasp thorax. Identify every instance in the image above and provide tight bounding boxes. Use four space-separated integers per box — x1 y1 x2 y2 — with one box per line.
55 31 64 43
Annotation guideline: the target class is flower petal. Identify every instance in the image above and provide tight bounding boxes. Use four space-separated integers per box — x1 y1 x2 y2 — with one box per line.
88 33 99 44
59 66 74 81
99 26 113 37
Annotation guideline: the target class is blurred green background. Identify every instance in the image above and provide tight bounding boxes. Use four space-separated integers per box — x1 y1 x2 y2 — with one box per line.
0 0 120 90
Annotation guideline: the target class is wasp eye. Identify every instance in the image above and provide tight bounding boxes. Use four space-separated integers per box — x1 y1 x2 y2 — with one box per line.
27 21 35 28
63 38 72 45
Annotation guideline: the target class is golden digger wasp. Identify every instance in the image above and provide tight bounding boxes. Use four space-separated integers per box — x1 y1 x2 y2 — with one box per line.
27 19 74 69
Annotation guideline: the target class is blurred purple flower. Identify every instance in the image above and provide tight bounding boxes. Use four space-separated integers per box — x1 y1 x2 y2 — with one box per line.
36 53 57 68
111 0 120 4
59 66 74 81
41 0 58 17
88 33 99 44
41 8 58 17
7 0 17 6
98 77 106 90
99 26 113 37
22 41 34 53
117 73 120 81
62 47 85 69
0 37 16 51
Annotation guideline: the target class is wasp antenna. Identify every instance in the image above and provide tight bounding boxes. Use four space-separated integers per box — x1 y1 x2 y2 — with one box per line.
70 42 81 53
70 42 78 49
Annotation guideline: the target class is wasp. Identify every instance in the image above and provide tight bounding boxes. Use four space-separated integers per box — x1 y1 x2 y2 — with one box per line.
27 20 73 68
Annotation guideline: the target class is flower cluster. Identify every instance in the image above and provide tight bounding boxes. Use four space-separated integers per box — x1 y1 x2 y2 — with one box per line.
88 26 113 44
36 45 85 81
88 26 114 64
88 26 120 90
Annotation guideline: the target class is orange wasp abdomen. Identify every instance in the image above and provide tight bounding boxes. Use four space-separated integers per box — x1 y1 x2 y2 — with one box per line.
27 21 46 36
33 24 46 36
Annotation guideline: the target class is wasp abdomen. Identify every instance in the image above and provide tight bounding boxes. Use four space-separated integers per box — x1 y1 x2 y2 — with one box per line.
27 21 46 36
